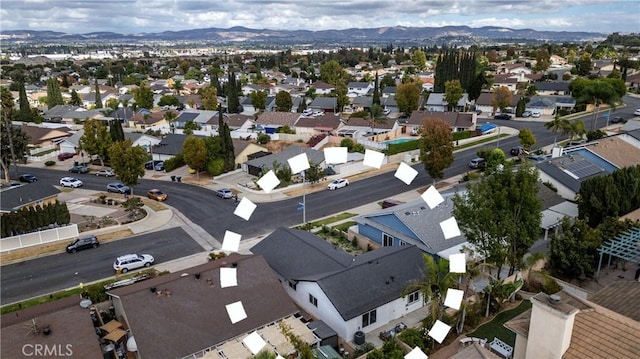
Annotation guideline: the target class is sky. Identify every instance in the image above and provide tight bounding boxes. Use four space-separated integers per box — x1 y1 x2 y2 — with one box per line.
1 0 638 35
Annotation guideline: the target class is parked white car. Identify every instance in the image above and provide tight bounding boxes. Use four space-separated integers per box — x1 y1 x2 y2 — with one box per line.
113 254 154 273
634 108 640 116
531 111 541 118
327 178 349 190
60 177 83 188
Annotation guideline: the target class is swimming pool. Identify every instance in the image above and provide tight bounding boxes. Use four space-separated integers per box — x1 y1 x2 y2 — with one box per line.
384 138 417 145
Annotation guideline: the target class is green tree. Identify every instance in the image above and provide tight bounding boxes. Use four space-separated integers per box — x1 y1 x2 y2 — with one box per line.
105 98 119 111
567 120 586 141
372 73 381 105
575 52 593 76
109 119 125 142
515 97 526 117
17 82 33 122
69 89 83 106
518 128 536 149
403 254 455 328
171 79 183 95
132 84 154 110
412 49 427 72
444 79 464 111
304 162 324 184
158 95 180 107
453 162 542 276
275 90 293 112
226 72 241 113
200 84 217 110
164 110 178 134
257 132 271 145
534 48 551 72
183 121 201 135
1 87 28 180
579 80 621 130
368 104 386 133
419 118 454 185
544 114 570 145
253 350 277 359
108 139 147 195
80 119 112 168
94 78 103 109
549 218 602 279
396 81 421 116
279 322 313 359
250 90 267 111
335 83 350 112
46 78 64 109
319 60 347 86
217 105 235 172
182 136 208 178
491 86 512 114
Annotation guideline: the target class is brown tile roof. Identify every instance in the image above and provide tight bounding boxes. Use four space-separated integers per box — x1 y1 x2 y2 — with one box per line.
255 111 301 127
587 136 640 168
19 125 71 145
406 111 474 129
130 111 166 125
225 114 253 128
589 281 640 322
108 254 299 359
342 116 395 129
295 114 342 130
1 296 103 358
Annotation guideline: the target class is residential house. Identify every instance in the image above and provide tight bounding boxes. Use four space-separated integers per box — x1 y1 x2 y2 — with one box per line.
0 183 61 214
151 133 197 161
406 110 476 135
382 96 399 114
251 227 426 343
1 296 104 358
381 86 396 98
534 82 571 96
178 94 203 109
492 74 523 92
295 114 343 136
504 284 640 359
550 55 567 66
239 95 276 116
310 81 335 95
496 63 532 75
625 71 640 91
106 254 316 359
425 93 470 112
336 116 398 139
308 97 338 113
254 111 301 134
225 114 255 132
243 145 325 176
175 109 219 134
349 96 373 113
475 93 522 115
346 82 373 97
353 197 467 257
128 110 168 131
231 139 269 167
19 124 72 148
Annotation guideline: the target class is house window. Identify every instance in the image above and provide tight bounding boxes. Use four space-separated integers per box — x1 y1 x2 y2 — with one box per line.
408 291 420 304
382 233 393 247
362 309 377 328
309 294 318 307
399 240 407 246
288 281 297 291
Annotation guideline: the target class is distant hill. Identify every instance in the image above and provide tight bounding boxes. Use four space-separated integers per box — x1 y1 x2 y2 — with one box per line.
0 25 607 45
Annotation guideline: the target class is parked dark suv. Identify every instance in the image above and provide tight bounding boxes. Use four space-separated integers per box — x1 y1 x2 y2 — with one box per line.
66 236 99 253
58 152 76 161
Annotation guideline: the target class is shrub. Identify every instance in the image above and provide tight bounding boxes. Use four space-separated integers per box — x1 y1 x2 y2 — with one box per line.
386 139 419 155
524 270 562 294
45 160 56 166
452 130 472 141
163 153 185 172
257 133 271 144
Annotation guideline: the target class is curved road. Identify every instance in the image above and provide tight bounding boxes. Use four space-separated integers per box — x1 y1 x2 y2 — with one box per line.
3 95 638 303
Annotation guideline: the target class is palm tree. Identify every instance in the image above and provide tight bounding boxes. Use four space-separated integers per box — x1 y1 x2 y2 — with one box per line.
253 350 277 359
567 120 586 141
403 254 455 328
544 114 570 145
455 260 496 333
579 81 620 131
164 110 178 134
368 103 386 135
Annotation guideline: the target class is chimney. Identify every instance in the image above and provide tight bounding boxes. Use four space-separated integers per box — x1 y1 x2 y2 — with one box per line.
524 292 579 359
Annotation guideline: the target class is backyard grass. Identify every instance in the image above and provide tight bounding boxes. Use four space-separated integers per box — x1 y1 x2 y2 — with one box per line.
469 299 532 347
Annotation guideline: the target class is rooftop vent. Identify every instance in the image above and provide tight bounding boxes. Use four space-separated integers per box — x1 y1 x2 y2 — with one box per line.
548 294 561 304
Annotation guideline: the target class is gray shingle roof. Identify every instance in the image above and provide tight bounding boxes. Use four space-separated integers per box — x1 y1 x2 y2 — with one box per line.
309 97 337 110
0 184 61 213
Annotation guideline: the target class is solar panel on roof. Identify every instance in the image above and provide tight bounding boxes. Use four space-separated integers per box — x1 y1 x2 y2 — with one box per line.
178 113 199 121
564 159 603 179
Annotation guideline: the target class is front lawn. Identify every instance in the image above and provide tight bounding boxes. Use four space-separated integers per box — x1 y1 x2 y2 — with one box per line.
468 299 532 347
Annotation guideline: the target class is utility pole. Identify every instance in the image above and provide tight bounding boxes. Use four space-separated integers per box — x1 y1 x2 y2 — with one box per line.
302 170 306 227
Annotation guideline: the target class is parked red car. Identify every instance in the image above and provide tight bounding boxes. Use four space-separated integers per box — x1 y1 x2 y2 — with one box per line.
57 152 76 161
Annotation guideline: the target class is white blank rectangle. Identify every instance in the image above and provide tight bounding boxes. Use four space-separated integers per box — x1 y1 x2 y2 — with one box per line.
394 162 418 185
225 301 247 324
324 147 348 164
287 153 310 174
428 320 451 344
221 230 241 252
220 267 237 288
243 331 267 355
449 253 466 273
440 217 461 239
421 185 444 209
404 347 429 359
257 170 279 193
234 197 257 221
363 149 385 169
444 288 464 310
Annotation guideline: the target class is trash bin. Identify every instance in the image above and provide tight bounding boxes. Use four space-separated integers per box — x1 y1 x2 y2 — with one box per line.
177 176 182 182
170 176 176 182
354 331 365 345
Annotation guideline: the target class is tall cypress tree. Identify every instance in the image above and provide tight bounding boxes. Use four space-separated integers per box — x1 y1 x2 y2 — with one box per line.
373 72 380 105
94 79 103 109
226 72 240 114
217 105 235 171
17 82 32 122
46 78 64 109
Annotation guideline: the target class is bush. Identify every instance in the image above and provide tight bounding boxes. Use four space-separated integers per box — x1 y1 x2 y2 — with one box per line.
163 153 185 172
524 270 562 294
453 130 472 141
45 160 56 166
386 139 419 155
257 133 271 145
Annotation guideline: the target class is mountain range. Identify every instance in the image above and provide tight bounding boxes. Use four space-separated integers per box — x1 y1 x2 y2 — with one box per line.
0 26 607 45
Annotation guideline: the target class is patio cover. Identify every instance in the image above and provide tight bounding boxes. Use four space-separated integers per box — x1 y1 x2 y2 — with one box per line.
218 340 251 359
260 325 294 355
